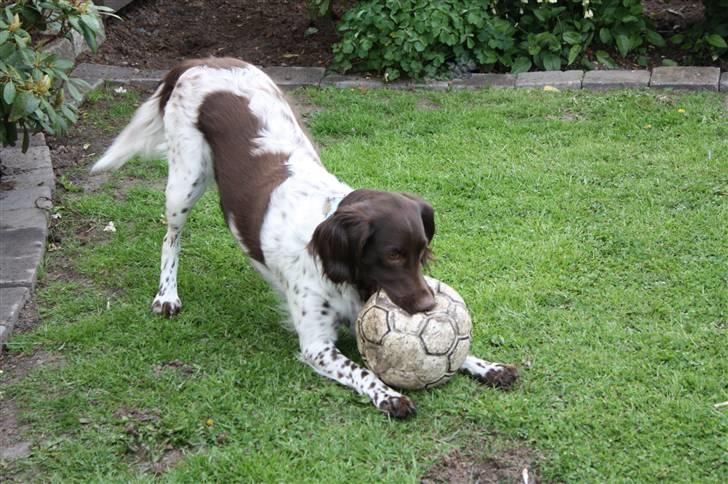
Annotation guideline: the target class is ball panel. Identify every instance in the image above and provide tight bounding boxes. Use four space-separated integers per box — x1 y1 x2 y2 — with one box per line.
376 332 427 389
448 336 471 372
448 302 472 337
420 316 456 355
415 354 450 385
358 305 391 345
424 371 456 389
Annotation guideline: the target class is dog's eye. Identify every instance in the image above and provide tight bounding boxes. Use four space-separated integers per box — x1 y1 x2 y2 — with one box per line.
386 250 404 263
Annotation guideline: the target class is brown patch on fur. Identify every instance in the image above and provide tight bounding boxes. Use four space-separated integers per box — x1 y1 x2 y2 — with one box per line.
158 57 249 114
197 91 290 264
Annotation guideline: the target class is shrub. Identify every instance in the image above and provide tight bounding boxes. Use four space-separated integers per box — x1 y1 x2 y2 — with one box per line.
0 0 113 151
669 0 728 62
331 0 667 80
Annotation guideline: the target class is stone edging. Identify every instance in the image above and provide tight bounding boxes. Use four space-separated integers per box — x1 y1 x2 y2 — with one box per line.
72 63 727 91
0 62 725 352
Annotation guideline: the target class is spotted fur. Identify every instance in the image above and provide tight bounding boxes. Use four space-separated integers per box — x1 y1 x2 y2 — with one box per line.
92 58 518 418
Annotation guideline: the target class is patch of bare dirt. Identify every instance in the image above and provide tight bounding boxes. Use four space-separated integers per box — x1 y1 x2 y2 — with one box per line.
81 0 346 70
152 360 199 378
422 446 539 484
114 406 187 475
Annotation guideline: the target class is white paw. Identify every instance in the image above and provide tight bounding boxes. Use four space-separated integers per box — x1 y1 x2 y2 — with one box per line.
151 294 181 317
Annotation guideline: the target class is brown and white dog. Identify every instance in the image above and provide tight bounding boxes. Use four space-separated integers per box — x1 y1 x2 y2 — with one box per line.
92 58 518 418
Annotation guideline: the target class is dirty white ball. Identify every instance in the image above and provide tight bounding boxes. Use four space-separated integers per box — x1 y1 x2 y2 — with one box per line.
355 277 472 390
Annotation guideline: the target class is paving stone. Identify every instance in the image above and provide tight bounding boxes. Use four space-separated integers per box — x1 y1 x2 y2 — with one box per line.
516 70 584 89
263 66 326 88
2 170 55 190
0 186 52 211
28 133 47 147
450 73 516 89
0 228 46 289
99 0 136 11
0 287 30 346
583 70 650 89
387 80 450 91
650 66 720 91
0 208 49 231
320 74 384 89
720 72 727 92
0 441 32 461
43 37 74 61
71 63 165 87
0 145 52 171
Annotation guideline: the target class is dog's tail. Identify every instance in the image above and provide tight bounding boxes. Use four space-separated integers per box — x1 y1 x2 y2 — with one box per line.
90 85 166 174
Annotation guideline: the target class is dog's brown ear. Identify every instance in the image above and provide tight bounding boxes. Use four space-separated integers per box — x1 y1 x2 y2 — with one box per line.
309 206 372 284
402 193 435 242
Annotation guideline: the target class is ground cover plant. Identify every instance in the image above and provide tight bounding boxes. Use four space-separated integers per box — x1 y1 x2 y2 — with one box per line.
2 85 727 482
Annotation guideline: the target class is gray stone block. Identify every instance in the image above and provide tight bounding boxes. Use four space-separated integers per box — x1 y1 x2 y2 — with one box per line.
650 67 720 91
0 287 30 346
2 170 55 190
0 227 46 288
263 67 326 88
583 70 650 89
0 186 52 211
720 72 727 92
450 73 516 89
71 63 165 87
28 133 47 148
43 37 74 62
320 74 384 89
386 80 450 91
0 145 52 172
0 208 49 231
516 70 584 89
0 441 32 460
99 0 136 11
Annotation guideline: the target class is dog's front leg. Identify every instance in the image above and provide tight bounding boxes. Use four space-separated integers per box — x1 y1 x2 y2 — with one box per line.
459 355 519 389
299 335 416 419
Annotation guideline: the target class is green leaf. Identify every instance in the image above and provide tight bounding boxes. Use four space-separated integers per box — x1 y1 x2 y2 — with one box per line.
661 58 678 66
599 28 612 44
9 91 40 122
53 58 74 71
595 50 617 68
567 45 581 66
542 52 561 71
0 30 9 44
646 30 666 47
670 34 685 45
615 33 631 56
563 31 581 45
3 81 15 104
511 57 532 74
706 34 728 48
66 79 81 101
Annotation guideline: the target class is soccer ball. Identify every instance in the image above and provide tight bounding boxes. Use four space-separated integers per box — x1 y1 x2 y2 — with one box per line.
355 276 472 390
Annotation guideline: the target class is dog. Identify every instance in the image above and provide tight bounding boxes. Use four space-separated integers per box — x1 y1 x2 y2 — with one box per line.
92 58 518 418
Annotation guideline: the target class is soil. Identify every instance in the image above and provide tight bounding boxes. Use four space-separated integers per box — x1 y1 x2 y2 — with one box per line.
80 0 723 73
422 446 539 484
81 0 344 69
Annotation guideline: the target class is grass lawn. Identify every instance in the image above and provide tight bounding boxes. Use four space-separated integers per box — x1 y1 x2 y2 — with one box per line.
2 85 727 482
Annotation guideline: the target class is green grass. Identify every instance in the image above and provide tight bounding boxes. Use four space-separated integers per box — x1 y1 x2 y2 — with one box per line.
3 86 727 482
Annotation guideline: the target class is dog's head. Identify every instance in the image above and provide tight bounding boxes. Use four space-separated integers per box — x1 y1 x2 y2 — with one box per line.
310 189 436 314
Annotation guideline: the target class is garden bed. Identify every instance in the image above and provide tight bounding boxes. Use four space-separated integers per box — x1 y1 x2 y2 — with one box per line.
81 0 725 73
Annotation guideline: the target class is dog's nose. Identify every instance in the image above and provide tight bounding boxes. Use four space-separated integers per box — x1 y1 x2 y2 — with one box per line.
411 290 436 313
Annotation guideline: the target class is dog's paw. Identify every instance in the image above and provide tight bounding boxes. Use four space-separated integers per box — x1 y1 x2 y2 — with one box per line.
477 364 519 390
151 296 181 317
378 395 417 419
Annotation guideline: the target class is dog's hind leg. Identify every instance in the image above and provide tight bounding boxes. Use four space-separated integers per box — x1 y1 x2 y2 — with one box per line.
152 129 212 317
